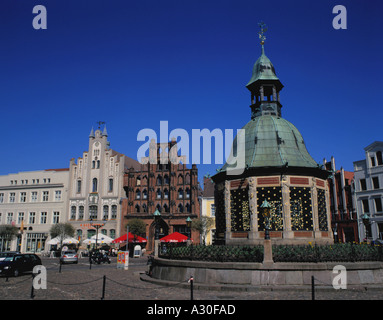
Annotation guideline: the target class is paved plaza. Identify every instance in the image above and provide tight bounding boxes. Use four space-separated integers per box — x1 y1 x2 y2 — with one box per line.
0 256 382 300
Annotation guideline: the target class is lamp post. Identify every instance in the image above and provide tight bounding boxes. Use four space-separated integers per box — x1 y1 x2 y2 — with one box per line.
261 199 272 240
186 217 192 240
89 218 106 250
260 199 273 265
362 213 370 242
153 209 161 256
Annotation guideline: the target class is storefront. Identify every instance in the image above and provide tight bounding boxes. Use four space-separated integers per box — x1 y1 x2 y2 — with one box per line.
25 232 48 253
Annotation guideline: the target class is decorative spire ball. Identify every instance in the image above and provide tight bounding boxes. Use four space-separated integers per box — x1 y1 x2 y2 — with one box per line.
258 21 267 45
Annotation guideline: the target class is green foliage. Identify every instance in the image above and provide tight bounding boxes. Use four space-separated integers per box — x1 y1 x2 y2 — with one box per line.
50 223 75 240
0 225 18 241
160 243 383 263
126 218 146 236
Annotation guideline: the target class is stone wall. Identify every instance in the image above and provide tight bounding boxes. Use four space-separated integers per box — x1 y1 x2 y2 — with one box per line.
151 258 383 288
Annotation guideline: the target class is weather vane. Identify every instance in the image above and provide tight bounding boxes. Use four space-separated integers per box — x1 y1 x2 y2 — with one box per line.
97 121 105 129
258 21 267 45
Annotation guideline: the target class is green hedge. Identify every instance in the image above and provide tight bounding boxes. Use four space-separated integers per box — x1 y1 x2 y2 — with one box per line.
159 243 383 263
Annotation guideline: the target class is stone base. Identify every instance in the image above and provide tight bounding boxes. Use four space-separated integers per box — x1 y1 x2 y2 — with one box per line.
150 258 383 289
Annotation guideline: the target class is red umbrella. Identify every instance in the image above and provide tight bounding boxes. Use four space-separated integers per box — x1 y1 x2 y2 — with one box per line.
112 232 147 244
160 232 189 243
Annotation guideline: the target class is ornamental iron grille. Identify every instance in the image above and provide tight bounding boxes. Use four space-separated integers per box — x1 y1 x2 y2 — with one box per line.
257 187 283 231
230 187 250 232
214 187 226 236
290 187 313 231
317 189 328 231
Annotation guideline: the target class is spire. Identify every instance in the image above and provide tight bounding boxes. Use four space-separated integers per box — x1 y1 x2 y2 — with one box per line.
89 127 95 138
102 124 108 137
246 22 284 119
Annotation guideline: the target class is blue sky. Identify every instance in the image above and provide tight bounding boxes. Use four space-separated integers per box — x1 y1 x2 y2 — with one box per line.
1 0 382 185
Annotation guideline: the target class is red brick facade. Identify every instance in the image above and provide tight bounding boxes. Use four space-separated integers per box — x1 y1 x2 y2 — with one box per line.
120 140 200 251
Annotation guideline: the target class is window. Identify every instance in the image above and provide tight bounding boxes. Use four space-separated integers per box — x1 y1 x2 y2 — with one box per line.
89 206 98 220
362 199 370 213
163 204 169 213
186 188 190 199
0 193 3 203
186 203 191 213
42 191 49 202
103 205 109 220
136 189 141 199
136 177 141 186
78 206 84 220
373 177 380 189
360 179 367 191
77 180 82 193
375 198 383 213
178 204 184 213
164 175 169 184
9 193 15 203
142 204 147 213
371 157 376 167
92 178 98 192
142 189 148 199
111 205 117 219
55 190 62 201
211 204 216 217
53 212 60 224
20 192 26 203
178 175 184 185
40 212 47 224
157 189 162 199
164 189 169 199
31 192 38 202
17 212 24 224
29 212 36 224
7 212 13 224
110 229 116 239
108 179 113 192
377 151 383 166
71 206 76 220
96 160 100 169
178 188 184 199
135 204 140 213
157 176 162 185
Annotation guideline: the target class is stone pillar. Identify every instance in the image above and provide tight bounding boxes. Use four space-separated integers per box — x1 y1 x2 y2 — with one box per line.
282 175 293 239
224 180 231 241
248 177 258 242
311 178 321 239
263 239 274 267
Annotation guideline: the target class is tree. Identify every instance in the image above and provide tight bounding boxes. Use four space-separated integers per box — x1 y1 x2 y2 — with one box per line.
0 225 18 251
191 216 215 245
50 223 75 249
125 219 146 238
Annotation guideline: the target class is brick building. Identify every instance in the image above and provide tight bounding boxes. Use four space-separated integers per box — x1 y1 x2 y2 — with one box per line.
121 139 200 251
324 157 358 242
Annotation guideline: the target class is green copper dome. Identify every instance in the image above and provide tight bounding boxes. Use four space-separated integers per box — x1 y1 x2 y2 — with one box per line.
221 115 318 172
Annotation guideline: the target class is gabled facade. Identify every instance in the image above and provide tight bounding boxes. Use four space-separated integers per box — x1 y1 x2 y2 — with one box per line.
68 125 140 242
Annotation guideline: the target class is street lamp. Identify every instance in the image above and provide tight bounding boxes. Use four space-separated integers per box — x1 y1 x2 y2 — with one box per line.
260 199 272 240
362 213 370 241
186 217 192 240
89 218 106 250
153 209 161 257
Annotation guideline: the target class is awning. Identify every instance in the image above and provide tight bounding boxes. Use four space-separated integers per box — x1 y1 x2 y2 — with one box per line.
47 236 79 245
111 232 147 244
160 232 189 243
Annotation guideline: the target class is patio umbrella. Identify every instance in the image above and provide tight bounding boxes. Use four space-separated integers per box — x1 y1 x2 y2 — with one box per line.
83 233 113 244
48 236 79 245
160 232 189 243
111 232 147 243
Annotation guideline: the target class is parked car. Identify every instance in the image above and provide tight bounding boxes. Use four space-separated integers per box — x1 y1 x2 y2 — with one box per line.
60 250 78 264
0 254 42 277
0 252 20 261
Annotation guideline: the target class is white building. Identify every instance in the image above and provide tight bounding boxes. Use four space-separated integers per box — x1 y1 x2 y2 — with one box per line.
353 141 383 242
68 125 140 242
0 169 69 252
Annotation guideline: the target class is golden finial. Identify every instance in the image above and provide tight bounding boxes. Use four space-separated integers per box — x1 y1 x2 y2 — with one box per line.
258 21 267 45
